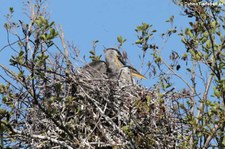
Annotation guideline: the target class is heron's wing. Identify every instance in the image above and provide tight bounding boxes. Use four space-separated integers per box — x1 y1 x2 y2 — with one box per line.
82 61 107 78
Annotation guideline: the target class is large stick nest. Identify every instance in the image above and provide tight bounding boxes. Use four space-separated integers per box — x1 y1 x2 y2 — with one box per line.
16 60 183 149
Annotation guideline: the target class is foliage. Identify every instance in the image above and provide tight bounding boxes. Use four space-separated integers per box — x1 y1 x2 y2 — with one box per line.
141 0 225 148
89 40 102 62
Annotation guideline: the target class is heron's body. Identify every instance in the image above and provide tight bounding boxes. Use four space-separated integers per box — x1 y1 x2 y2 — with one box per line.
81 48 125 78
82 60 107 78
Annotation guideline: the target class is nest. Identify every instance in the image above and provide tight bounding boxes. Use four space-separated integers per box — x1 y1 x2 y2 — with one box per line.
15 62 183 149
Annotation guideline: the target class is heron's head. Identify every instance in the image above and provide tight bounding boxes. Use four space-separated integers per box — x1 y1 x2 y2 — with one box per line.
105 48 126 69
120 66 146 79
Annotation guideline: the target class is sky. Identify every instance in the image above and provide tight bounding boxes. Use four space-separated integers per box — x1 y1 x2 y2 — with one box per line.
0 0 190 87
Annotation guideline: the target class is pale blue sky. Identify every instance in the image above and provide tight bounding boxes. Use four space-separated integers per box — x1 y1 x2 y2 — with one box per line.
0 0 190 87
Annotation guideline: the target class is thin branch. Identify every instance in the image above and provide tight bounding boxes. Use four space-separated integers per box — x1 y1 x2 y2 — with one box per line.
202 124 221 149
11 128 73 149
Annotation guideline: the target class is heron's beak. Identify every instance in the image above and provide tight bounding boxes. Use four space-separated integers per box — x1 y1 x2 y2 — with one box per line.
131 70 146 79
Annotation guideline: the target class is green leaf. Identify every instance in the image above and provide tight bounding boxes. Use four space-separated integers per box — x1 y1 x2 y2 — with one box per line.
40 16 48 25
89 50 95 55
49 21 55 27
189 49 195 56
9 7 14 13
186 68 191 72
4 23 11 30
205 40 211 49
181 37 186 44
34 19 42 27
211 21 216 28
182 53 188 59
203 31 209 37
142 23 150 30
222 136 225 146
40 34 47 41
155 57 161 63
50 28 55 35
19 51 24 57
46 34 53 40
135 39 143 44
194 51 202 61
117 36 123 43
213 87 221 98
201 37 208 44
185 28 193 37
